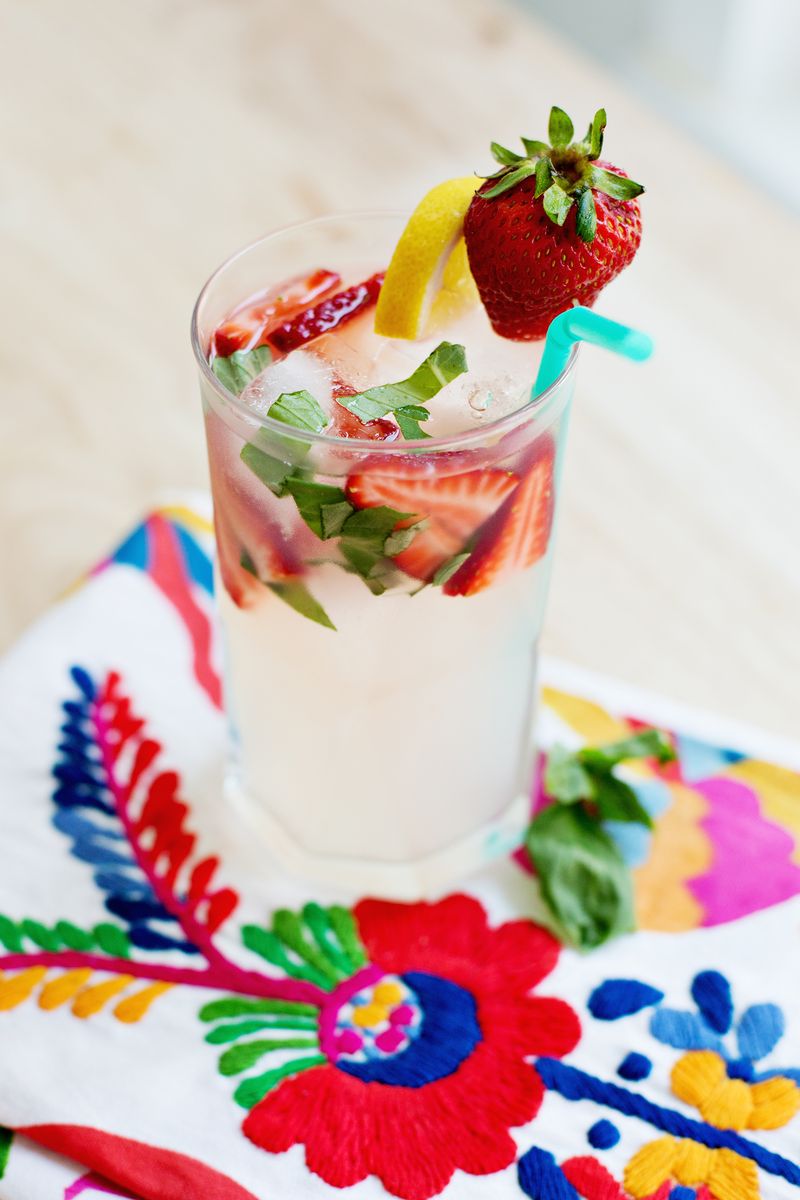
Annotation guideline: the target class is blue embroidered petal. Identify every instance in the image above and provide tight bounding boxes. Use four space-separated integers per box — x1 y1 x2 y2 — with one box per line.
588 979 664 1020
737 1004 785 1061
691 970 734 1034
518 1146 579 1199
674 733 745 781
650 1008 725 1052
70 665 96 700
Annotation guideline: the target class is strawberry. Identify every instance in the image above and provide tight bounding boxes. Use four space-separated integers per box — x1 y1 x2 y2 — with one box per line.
329 378 399 442
212 269 341 356
443 437 555 595
345 461 518 581
464 107 644 340
268 272 385 354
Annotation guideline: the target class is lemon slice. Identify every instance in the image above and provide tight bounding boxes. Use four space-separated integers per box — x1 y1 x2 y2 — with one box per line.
375 177 481 340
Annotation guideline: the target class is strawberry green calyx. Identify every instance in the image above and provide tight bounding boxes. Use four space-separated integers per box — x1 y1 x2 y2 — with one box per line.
482 106 644 243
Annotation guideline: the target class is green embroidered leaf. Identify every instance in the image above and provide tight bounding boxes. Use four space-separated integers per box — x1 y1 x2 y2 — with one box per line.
55 921 95 951
0 915 24 952
21 918 60 950
219 1036 320 1076
0 1127 12 1181
93 922 132 958
301 902 360 975
327 905 367 967
233 1055 327 1109
0 914 130 957
199 996 319 1022
548 105 574 147
205 1015 318 1044
267 581 336 631
272 909 345 984
337 342 467 430
526 803 634 949
212 345 272 395
241 924 334 988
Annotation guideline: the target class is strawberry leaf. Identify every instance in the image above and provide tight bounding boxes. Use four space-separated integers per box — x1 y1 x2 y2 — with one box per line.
548 105 574 147
576 188 597 243
491 141 523 166
481 161 537 199
542 182 574 226
521 137 550 158
589 166 645 201
534 157 554 198
212 345 272 395
585 108 607 159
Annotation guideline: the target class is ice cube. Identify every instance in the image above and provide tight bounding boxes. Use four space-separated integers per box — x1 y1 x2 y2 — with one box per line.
240 349 335 417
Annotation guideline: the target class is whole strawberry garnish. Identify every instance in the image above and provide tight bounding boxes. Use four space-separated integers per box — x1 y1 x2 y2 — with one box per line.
464 107 644 340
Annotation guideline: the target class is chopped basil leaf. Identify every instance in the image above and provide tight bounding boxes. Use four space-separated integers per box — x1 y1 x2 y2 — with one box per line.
320 501 354 540
267 581 336 630
212 345 272 395
268 389 328 434
240 443 294 497
384 520 426 557
284 479 351 539
544 744 594 804
431 552 471 587
338 342 467 437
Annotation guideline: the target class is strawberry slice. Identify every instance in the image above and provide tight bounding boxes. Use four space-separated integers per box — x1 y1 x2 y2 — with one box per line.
268 272 385 354
345 462 519 582
212 269 341 357
329 378 399 442
443 437 555 596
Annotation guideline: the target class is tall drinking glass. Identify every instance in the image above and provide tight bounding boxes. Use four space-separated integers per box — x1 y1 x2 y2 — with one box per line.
191 214 577 898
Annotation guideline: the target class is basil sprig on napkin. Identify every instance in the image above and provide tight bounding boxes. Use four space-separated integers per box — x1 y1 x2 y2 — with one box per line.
526 729 675 950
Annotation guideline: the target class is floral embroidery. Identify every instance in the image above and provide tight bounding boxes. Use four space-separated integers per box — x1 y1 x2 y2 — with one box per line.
239 894 581 1199
624 1137 758 1200
671 1051 800 1131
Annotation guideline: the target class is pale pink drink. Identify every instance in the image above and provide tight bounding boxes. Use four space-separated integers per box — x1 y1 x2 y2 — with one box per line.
192 215 576 897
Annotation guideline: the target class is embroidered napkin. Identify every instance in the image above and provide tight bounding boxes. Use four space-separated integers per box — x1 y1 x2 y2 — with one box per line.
1 498 799 1200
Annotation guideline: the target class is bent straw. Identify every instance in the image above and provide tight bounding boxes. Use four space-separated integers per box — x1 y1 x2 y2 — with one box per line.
533 306 654 397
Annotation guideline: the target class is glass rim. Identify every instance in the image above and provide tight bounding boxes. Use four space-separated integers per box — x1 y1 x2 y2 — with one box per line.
190 211 578 454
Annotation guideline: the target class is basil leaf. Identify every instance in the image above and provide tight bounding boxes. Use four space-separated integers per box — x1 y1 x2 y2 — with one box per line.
395 407 431 440
384 521 426 557
267 581 336 630
592 774 653 828
320 501 354 540
588 166 645 201
526 803 635 949
338 505 413 582
578 729 675 770
491 141 523 166
576 189 597 244
240 443 294 497
548 105 574 147
431 552 471 587
544 744 594 804
268 389 328 434
542 183 574 226
284 479 351 538
212 345 272 395
339 343 467 431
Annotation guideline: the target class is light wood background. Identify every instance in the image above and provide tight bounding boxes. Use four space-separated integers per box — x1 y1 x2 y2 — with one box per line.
2 0 798 738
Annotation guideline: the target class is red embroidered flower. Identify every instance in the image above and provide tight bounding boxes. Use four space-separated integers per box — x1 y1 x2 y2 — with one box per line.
242 894 580 1200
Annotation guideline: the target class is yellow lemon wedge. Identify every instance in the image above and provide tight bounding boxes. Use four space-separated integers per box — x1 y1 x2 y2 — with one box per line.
375 177 482 340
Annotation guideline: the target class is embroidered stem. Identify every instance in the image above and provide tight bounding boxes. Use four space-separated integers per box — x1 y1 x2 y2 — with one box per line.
91 699 231 973
0 952 327 1006
536 1057 800 1188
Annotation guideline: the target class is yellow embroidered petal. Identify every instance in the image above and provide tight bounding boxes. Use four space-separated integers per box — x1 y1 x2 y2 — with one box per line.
374 177 481 340
72 975 134 1019
113 982 174 1024
635 783 712 932
372 981 404 1007
0 967 48 1010
541 688 631 744
728 759 800 865
700 1079 753 1130
38 969 94 1010
672 1138 717 1186
624 1136 678 1198
671 1051 726 1107
708 1147 760 1200
352 1002 389 1028
748 1075 800 1129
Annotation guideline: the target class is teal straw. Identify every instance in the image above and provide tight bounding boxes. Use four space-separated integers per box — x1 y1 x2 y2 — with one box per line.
533 306 653 396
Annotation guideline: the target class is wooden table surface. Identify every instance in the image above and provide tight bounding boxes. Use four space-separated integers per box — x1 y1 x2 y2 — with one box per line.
2 0 798 738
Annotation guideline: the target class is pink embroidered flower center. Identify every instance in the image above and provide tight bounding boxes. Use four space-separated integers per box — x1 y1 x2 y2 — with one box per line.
332 975 422 1063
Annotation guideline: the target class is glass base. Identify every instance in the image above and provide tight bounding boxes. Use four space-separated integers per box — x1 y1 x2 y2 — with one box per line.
225 774 529 900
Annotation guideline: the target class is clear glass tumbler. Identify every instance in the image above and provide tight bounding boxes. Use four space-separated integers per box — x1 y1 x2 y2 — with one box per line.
191 214 576 898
